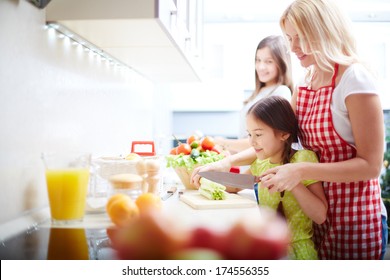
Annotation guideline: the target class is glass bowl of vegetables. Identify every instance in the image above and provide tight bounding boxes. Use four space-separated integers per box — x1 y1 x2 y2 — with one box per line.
165 135 225 190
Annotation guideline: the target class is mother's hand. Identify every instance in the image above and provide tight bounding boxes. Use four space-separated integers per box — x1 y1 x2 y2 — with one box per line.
190 157 232 188
260 163 303 192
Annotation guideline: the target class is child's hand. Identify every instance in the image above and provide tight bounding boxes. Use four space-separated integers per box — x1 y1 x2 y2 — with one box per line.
190 158 232 188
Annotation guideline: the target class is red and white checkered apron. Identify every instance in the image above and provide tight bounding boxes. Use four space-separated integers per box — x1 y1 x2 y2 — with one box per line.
296 64 382 259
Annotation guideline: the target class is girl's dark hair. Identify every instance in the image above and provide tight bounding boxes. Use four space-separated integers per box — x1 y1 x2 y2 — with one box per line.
247 96 298 164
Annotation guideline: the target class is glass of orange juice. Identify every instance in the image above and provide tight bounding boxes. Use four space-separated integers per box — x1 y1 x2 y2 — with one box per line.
47 228 90 260
42 152 91 225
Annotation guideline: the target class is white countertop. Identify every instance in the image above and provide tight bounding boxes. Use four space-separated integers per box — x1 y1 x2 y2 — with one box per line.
0 187 260 242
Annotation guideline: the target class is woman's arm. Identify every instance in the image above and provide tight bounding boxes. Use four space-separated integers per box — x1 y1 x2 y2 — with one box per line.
228 147 258 166
260 94 384 190
214 137 251 154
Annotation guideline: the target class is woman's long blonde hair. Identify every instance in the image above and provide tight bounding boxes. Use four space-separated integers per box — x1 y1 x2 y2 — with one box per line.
244 35 293 105
280 0 360 81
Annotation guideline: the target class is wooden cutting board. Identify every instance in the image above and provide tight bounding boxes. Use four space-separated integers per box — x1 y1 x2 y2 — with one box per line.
180 191 257 210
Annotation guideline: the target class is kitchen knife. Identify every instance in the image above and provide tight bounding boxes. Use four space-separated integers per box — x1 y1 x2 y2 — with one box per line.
199 171 260 189
161 186 177 201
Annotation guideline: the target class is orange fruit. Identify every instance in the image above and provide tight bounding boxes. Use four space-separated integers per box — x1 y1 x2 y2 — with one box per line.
106 193 128 211
106 193 130 212
135 193 162 215
106 194 140 227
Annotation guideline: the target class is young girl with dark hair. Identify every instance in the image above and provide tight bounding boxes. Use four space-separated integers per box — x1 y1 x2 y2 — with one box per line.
245 95 327 259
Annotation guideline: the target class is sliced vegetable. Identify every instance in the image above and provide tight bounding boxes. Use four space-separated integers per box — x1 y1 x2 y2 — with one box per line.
198 178 227 200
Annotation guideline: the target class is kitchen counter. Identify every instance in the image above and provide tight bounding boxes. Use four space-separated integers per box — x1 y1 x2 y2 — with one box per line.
0 189 260 260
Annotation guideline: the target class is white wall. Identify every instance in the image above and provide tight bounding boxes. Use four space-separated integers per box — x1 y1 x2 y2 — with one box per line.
168 22 303 140
0 1 170 224
193 20 390 106
353 22 390 109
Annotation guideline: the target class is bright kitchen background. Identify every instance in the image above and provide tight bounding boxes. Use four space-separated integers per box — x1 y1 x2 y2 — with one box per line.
172 0 390 140
0 0 389 225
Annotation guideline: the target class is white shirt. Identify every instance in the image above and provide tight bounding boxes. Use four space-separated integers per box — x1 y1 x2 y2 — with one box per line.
331 63 378 145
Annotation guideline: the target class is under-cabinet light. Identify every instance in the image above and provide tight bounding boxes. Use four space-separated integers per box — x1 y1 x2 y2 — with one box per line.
45 22 132 71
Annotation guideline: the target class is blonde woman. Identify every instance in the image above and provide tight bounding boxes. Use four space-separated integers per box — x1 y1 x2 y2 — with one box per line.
192 0 387 260
215 35 293 154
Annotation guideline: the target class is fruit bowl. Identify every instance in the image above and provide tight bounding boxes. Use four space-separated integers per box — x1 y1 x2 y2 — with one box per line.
173 166 199 190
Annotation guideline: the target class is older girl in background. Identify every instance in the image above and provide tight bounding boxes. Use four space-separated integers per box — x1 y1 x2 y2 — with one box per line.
215 35 293 154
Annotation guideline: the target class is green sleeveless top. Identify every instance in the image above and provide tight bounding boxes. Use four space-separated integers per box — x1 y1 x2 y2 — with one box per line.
250 150 319 260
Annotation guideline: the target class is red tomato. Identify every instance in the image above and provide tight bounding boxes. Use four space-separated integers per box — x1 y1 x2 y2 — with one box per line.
170 147 178 155
201 136 215 151
177 143 192 155
211 145 222 154
186 135 199 145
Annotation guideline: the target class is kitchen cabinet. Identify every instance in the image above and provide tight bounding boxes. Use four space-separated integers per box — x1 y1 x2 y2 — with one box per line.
46 0 203 83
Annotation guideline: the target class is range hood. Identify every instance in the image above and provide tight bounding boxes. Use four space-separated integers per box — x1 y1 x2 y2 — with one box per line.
46 0 202 83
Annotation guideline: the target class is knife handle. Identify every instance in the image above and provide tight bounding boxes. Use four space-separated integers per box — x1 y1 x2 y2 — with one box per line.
254 183 259 204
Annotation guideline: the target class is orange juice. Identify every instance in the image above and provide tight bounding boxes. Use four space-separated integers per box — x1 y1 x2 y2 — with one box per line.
47 228 89 260
46 168 90 222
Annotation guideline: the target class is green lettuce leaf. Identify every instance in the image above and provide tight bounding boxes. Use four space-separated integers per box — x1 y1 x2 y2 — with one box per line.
165 150 224 171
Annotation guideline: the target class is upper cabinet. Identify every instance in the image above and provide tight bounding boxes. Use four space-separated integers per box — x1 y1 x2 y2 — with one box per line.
46 0 203 83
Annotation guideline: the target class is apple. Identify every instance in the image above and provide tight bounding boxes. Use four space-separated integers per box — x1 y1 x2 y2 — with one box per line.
111 211 189 259
222 209 290 260
107 207 290 260
106 227 121 250
185 226 227 254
